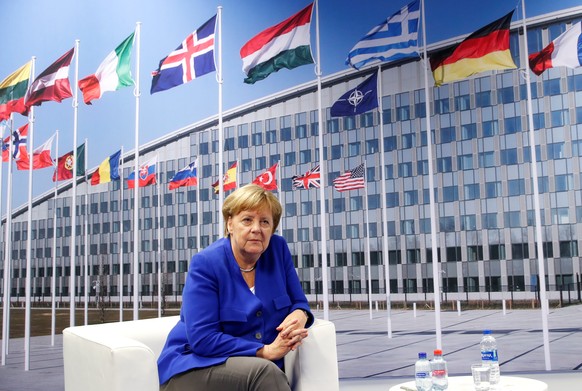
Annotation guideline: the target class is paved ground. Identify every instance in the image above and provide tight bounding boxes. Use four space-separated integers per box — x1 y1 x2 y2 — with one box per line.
1 305 581 390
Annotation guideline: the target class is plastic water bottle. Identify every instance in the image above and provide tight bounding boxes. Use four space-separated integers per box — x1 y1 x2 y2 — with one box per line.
480 330 500 389
414 352 432 391
430 349 448 390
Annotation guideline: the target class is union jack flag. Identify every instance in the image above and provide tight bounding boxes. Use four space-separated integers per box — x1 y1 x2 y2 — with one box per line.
151 14 217 94
292 165 320 189
2 123 28 163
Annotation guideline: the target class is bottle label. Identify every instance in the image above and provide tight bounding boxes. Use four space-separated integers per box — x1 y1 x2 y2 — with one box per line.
416 372 430 379
432 369 446 376
481 350 498 362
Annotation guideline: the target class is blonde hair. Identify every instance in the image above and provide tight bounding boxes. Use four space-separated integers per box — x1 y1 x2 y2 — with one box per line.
222 184 282 236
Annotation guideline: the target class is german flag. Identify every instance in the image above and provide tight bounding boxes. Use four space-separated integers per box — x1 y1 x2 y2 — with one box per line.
430 11 516 86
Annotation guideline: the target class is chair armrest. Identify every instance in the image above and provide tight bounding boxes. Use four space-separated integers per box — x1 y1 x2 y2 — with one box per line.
284 318 339 391
63 323 163 391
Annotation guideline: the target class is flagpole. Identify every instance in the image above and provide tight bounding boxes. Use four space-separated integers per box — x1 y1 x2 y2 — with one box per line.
51 130 59 346
119 146 124 321
520 0 551 370
277 162 283 235
363 162 373 319
0 119 10 363
24 56 37 371
70 40 80 328
157 160 162 317
196 158 201 253
377 66 393 338
2 118 15 365
132 22 142 320
83 139 89 325
420 0 442 349
314 0 329 320
217 6 224 237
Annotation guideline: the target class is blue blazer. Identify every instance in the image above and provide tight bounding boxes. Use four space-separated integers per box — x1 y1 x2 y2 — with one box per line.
157 235 313 385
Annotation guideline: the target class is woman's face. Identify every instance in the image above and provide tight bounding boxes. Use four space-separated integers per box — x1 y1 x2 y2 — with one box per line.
227 206 274 263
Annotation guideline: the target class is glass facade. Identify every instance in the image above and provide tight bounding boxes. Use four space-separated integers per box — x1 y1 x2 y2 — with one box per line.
2 10 582 305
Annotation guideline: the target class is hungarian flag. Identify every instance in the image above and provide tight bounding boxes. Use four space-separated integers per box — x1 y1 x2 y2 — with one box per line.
24 47 75 110
529 22 582 76
79 33 135 104
127 156 157 188
52 143 86 181
2 123 28 162
16 133 55 170
0 61 31 121
212 161 237 194
429 11 516 86
169 159 197 190
240 3 314 84
91 149 121 185
252 162 278 191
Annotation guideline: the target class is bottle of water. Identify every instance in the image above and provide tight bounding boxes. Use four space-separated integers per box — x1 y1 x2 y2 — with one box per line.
415 352 432 391
430 349 448 390
480 330 500 389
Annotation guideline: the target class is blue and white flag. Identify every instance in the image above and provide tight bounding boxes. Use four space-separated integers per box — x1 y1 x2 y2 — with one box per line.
346 0 420 70
330 72 378 117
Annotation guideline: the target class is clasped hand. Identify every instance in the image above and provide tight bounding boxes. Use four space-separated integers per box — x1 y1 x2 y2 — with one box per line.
257 310 309 361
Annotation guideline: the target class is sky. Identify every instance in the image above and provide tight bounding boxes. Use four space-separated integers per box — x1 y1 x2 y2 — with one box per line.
1 0 581 209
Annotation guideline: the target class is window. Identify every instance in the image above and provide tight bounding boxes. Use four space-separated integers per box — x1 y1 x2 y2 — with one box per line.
402 133 415 149
439 216 455 232
500 148 518 165
440 127 456 143
437 157 452 173
479 152 495 168
482 213 498 229
485 181 501 198
482 120 499 137
442 186 458 202
504 116 521 134
555 174 573 192
461 215 476 230
464 184 480 200
399 162 413 177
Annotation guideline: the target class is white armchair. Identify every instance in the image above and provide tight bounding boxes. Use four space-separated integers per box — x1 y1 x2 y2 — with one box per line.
63 315 339 391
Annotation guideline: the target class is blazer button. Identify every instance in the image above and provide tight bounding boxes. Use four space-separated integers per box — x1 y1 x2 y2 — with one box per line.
256 311 262 317
255 332 262 340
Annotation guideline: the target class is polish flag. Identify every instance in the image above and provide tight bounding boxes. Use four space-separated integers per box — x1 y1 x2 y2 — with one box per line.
16 133 55 170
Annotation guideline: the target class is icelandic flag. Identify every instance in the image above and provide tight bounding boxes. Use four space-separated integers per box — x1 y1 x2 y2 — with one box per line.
151 15 216 94
346 0 420 70
529 21 582 76
127 156 157 188
169 159 198 190
330 72 378 117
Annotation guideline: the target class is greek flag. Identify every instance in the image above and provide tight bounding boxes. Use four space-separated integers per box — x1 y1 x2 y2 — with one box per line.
346 0 420 70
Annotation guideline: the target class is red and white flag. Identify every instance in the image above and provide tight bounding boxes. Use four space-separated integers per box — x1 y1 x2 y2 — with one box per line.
16 133 55 170
252 162 278 191
24 47 75 110
529 22 582 76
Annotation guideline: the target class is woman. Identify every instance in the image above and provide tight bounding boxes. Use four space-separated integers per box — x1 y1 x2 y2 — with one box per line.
158 184 314 391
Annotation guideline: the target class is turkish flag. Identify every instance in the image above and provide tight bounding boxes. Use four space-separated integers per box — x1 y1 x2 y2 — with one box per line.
252 162 278 191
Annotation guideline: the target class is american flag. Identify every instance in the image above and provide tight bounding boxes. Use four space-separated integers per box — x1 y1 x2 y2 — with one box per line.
292 165 320 189
151 14 217 94
333 163 365 192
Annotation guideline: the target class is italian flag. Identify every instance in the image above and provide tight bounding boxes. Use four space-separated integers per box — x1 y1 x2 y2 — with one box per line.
240 3 314 84
78 32 135 104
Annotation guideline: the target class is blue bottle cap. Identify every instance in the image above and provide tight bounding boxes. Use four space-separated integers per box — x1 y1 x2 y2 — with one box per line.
418 352 427 359
483 330 492 334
